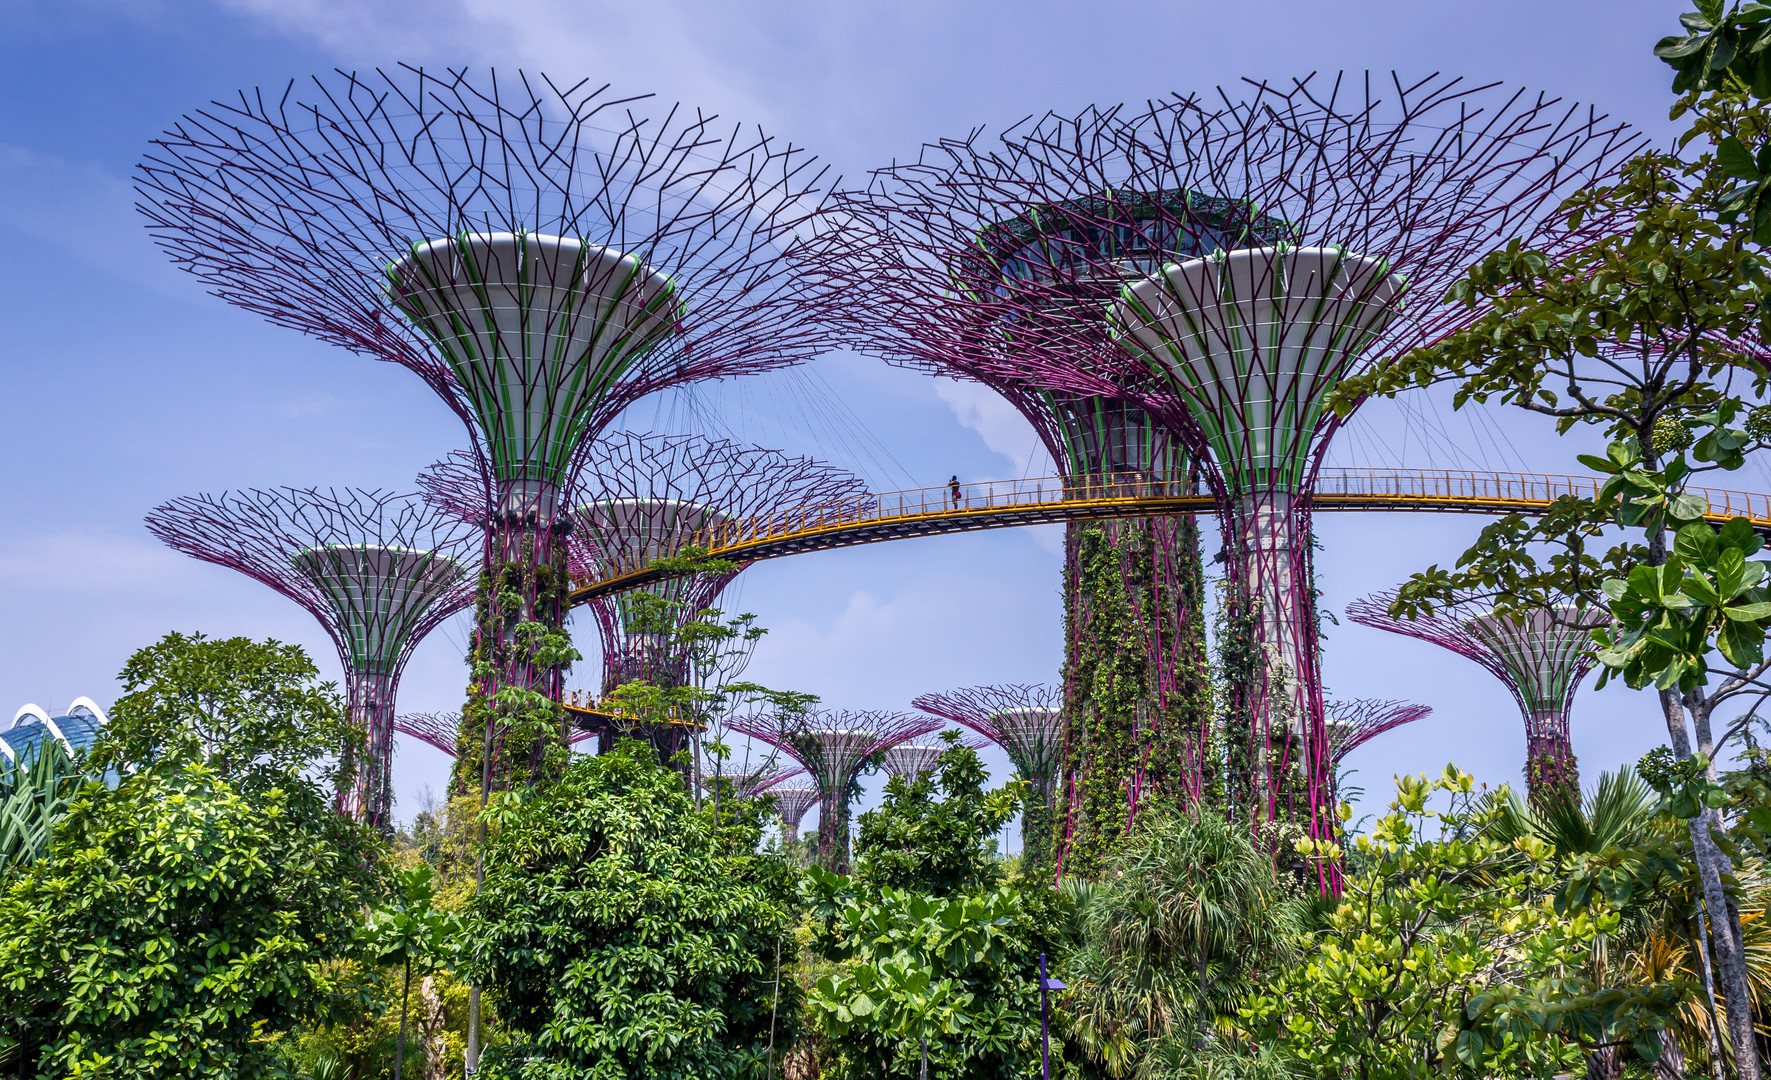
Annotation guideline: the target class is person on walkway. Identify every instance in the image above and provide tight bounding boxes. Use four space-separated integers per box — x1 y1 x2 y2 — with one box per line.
949 475 963 509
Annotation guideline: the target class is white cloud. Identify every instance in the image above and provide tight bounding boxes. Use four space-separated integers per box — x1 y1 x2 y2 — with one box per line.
212 0 784 130
0 528 201 596
931 379 1052 478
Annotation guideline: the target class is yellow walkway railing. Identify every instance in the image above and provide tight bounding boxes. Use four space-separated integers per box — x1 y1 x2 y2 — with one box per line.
568 467 1771 605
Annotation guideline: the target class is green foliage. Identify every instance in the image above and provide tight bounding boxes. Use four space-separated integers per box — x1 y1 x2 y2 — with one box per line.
359 864 464 1080
1061 520 1211 878
0 738 82 876
0 632 383 1077
95 630 359 792
1061 810 1304 1079
804 743 1063 1079
466 742 796 1079
851 735 1022 898
1246 769 1685 1079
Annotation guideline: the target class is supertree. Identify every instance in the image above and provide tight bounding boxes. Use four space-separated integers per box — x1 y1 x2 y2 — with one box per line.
730 709 939 871
797 179 1212 884
1347 591 1605 807
772 784 821 847
138 68 834 797
145 489 477 827
1322 697 1431 805
797 75 1641 885
395 711 465 757
913 684 1066 872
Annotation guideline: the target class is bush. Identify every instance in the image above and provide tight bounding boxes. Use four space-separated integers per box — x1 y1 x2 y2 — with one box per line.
467 741 796 1080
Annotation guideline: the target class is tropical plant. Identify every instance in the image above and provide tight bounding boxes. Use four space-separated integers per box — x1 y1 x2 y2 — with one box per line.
1061 809 1305 1079
0 738 82 875
804 740 1063 1079
465 740 796 1080
360 863 463 1080
0 632 383 1078
1245 768 1686 1080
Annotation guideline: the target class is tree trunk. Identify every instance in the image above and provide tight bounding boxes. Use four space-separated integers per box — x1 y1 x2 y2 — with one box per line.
396 956 410 1080
420 975 449 1080
1586 1045 1624 1080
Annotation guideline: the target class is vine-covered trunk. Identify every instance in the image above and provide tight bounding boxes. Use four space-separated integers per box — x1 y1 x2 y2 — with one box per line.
339 669 398 829
450 482 574 797
1021 774 1057 877
1523 713 1581 809
1054 515 1210 879
1223 494 1337 892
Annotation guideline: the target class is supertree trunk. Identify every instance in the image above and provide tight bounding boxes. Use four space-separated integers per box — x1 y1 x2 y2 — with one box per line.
451 497 573 797
1056 512 1210 879
340 669 400 827
1524 710 1581 809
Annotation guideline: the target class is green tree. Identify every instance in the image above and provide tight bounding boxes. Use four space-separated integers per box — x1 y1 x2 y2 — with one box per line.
465 741 796 1079
1061 810 1304 1079
1245 769 1686 1080
0 632 382 1077
360 863 463 1080
1329 42 1771 1071
804 740 1064 1079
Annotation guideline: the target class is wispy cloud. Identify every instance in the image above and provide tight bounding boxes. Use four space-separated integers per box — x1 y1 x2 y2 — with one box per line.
931 379 1051 478
0 528 201 596
212 0 786 130
0 143 184 294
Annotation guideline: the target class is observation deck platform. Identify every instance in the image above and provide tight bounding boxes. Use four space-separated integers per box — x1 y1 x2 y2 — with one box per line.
567 467 1771 605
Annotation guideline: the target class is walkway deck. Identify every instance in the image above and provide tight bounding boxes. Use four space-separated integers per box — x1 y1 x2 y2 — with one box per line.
567 468 1771 604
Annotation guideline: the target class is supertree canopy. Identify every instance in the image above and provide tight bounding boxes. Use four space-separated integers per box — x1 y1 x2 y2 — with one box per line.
1325 698 1433 767
421 434 868 759
570 431 870 693
798 149 1216 887
913 684 1066 872
137 67 834 794
771 784 821 846
395 711 465 757
1347 592 1605 807
145 488 477 827
730 709 939 872
798 74 1641 885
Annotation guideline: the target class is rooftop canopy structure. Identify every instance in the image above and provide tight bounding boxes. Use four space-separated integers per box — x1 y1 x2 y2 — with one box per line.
798 74 1642 883
569 433 869 693
730 709 938 872
395 711 465 758
139 67 836 792
4 698 108 764
146 488 477 827
913 683 1066 872
1347 591 1605 807
1323 697 1432 804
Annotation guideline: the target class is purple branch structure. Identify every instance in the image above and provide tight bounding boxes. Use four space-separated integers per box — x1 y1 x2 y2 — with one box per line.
730 709 939 871
914 684 1066 869
880 736 986 778
568 432 870 693
798 148 1214 881
796 74 1641 884
145 488 477 826
1347 591 1605 805
702 765 801 803
771 784 821 846
138 67 835 790
1325 698 1433 766
396 711 465 757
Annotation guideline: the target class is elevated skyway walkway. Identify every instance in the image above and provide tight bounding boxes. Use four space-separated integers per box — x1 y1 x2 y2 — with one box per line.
567 468 1771 605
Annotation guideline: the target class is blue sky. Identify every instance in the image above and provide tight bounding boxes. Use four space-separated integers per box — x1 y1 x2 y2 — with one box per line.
0 0 1734 836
